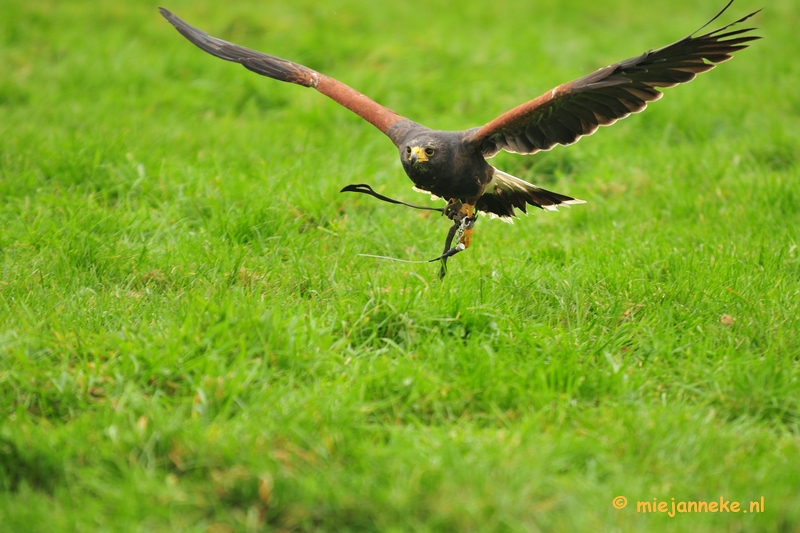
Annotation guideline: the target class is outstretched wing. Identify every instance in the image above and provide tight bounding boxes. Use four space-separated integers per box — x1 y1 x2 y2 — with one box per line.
471 1 760 158
159 8 412 143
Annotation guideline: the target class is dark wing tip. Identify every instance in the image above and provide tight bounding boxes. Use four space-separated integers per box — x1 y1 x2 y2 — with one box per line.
157 7 319 86
690 0 736 35
159 6 408 138
474 2 760 158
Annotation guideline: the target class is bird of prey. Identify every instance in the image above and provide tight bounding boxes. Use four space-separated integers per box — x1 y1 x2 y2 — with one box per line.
160 2 759 277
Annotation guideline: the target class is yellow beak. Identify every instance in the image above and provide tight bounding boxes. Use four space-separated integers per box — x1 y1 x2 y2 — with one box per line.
409 146 428 163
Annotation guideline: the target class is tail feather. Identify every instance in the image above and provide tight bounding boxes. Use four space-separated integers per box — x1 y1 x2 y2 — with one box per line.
476 167 585 220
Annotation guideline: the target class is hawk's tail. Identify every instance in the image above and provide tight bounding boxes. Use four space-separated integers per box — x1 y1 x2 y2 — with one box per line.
475 168 585 220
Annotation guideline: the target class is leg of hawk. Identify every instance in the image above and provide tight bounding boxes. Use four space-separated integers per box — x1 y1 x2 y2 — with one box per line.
439 199 477 279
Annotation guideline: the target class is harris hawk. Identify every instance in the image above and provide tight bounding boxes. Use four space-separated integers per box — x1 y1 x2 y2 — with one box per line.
160 1 759 277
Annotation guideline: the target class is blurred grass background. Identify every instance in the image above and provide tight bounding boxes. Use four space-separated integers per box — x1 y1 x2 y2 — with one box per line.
1 0 799 531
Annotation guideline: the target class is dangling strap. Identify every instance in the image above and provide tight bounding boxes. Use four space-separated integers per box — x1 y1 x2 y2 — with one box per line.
340 183 444 213
341 183 467 276
357 243 465 264
355 216 468 270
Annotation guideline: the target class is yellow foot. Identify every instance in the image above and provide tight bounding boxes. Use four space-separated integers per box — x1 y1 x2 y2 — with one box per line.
460 228 473 248
458 203 475 248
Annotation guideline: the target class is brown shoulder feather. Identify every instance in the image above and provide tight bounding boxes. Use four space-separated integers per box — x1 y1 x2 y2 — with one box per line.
159 8 411 142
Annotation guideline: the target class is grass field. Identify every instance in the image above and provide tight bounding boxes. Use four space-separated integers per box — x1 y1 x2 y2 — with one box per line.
1 0 799 531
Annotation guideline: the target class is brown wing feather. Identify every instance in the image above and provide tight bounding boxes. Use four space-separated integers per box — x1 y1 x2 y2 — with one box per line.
471 1 761 158
159 8 410 142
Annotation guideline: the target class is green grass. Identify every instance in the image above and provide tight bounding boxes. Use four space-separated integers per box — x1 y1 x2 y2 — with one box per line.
1 0 799 531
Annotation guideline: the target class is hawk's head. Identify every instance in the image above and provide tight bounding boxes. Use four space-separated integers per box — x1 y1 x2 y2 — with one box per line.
400 133 454 179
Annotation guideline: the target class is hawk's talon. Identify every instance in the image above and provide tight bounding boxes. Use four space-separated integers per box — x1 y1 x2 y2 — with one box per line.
444 199 464 221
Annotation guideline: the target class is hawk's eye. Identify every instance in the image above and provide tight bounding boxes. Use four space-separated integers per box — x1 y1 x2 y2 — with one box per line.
405 146 411 154
424 147 435 157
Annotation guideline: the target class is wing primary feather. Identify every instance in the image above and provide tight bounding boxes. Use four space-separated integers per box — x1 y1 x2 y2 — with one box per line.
471 3 759 157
